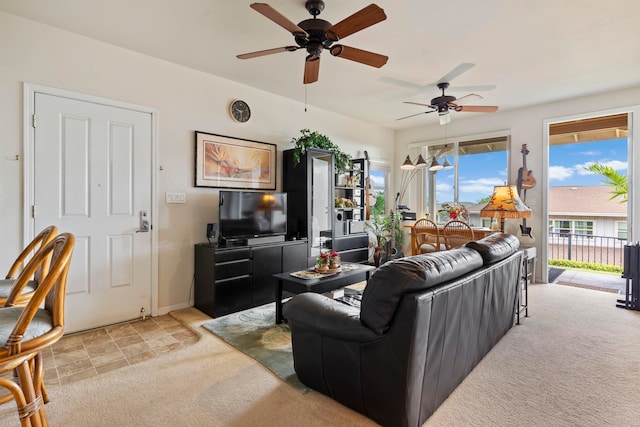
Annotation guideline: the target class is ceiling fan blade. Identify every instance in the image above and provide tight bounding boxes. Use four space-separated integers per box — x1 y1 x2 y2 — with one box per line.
304 55 320 84
397 111 435 121
236 46 299 59
329 45 388 68
437 63 475 84
379 76 422 90
403 101 435 108
454 105 499 112
451 93 483 106
250 3 307 36
326 4 387 41
448 85 496 92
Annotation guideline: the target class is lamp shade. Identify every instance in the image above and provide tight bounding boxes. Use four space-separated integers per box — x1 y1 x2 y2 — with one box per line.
480 185 531 232
428 156 443 171
480 185 531 219
414 154 428 169
441 156 453 170
401 155 415 170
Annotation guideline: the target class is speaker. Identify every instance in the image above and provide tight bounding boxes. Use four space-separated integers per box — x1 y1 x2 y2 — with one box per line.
206 223 217 239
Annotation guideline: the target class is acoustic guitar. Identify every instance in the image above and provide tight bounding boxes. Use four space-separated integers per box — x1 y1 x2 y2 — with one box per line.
517 144 536 192
517 144 535 238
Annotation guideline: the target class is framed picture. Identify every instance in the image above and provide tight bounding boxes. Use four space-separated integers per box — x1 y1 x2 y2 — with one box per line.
195 132 277 190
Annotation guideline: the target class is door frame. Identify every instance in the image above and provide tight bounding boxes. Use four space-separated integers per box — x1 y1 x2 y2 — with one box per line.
22 83 159 317
542 105 638 283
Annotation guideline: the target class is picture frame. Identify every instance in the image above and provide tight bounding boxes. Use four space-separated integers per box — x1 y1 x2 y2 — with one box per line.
195 132 277 190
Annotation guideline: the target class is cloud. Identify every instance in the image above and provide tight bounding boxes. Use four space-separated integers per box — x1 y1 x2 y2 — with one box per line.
577 160 628 175
549 165 574 181
579 150 601 156
459 177 505 195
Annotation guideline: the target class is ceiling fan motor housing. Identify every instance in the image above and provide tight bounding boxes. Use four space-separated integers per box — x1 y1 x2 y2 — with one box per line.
295 18 334 54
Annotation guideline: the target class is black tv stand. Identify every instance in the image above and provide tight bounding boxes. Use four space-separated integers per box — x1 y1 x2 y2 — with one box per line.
194 239 308 318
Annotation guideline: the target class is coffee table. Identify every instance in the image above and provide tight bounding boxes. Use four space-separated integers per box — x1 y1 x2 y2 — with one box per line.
273 263 375 324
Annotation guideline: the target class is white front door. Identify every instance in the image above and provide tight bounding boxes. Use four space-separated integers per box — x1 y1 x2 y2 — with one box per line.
32 92 153 333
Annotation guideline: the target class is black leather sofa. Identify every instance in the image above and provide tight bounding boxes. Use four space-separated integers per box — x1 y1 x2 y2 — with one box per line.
283 233 522 427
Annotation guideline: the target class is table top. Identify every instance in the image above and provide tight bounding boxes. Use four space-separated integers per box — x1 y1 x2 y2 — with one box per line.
274 263 375 290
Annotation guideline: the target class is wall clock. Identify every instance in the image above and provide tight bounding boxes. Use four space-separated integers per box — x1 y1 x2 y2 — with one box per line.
229 100 251 123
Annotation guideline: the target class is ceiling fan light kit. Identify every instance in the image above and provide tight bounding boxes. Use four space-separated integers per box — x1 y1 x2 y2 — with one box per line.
237 1 388 84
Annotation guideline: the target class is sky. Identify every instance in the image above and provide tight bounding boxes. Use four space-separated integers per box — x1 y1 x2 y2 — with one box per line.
435 138 628 205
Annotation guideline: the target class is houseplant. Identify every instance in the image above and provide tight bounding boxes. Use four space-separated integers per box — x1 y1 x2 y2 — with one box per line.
365 212 405 266
291 129 351 173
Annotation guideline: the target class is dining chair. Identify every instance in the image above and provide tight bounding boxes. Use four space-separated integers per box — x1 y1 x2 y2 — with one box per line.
412 219 441 254
443 219 475 250
0 225 58 307
0 232 75 427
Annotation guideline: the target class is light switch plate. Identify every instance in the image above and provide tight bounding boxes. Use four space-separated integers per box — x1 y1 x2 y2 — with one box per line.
165 192 186 204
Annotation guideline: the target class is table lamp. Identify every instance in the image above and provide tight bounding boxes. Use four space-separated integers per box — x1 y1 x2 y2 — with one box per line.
479 185 531 233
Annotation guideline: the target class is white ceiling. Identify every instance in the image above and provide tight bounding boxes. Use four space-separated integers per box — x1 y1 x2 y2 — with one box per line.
2 0 640 130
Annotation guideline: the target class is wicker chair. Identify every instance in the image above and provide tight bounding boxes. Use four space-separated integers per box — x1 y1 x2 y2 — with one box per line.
443 219 475 249
412 219 441 254
0 232 74 426
0 225 58 307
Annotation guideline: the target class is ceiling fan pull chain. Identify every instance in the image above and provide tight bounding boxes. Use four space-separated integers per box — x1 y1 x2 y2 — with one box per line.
305 85 308 112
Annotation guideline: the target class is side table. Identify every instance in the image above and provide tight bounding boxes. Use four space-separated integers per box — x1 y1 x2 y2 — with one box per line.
517 247 536 324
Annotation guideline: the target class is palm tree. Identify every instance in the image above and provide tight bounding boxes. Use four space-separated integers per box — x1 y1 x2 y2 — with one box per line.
584 163 627 203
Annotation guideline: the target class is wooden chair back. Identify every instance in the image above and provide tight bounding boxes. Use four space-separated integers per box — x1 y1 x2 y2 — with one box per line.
412 219 440 254
0 232 75 425
1 225 58 307
5 225 58 282
443 220 475 250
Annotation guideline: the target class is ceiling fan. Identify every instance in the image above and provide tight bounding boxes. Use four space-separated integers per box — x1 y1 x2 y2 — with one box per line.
397 82 499 124
236 1 388 84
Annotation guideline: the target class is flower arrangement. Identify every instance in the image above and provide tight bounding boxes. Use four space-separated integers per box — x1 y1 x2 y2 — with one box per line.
316 250 341 270
440 202 468 221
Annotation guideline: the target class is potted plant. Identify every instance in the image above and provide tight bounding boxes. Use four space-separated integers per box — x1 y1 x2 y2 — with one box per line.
365 212 404 266
291 129 351 173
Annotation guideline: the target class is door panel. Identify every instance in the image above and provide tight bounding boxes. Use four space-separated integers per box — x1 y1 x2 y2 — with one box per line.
34 92 152 332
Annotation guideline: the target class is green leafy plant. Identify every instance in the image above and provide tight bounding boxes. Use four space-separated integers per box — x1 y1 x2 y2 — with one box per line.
365 211 404 248
548 259 623 274
584 163 627 203
291 129 351 172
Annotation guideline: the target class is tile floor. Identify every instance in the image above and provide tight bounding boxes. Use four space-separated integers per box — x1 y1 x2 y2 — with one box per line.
40 314 199 386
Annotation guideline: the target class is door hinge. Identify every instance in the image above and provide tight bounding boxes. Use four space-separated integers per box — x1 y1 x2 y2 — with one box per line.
32 114 37 128
31 205 36 218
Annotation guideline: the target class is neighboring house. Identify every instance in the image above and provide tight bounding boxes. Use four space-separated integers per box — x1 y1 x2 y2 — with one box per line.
548 185 627 239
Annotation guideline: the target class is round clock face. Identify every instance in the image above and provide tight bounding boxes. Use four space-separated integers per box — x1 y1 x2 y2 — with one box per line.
230 100 251 123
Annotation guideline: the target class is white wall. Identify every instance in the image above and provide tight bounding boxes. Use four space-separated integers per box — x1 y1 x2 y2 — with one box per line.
395 86 640 281
0 12 394 313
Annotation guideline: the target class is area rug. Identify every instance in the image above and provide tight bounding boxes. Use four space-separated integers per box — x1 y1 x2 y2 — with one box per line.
201 303 309 393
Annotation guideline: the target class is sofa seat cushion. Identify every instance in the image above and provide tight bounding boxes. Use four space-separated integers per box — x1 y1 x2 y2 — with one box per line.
361 247 483 335
465 233 520 265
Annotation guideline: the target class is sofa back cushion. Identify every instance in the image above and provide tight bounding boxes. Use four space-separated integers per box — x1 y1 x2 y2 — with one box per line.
361 247 483 335
464 233 519 265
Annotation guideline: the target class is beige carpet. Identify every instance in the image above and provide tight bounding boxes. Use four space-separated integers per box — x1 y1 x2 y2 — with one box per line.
0 283 639 426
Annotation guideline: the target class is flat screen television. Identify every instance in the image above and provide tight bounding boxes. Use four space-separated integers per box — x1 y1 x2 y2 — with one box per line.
219 190 287 241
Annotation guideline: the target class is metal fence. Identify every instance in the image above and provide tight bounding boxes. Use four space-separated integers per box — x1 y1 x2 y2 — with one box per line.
548 232 627 267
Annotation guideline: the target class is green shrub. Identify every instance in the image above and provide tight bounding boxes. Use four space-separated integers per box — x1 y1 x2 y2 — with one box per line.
548 259 622 274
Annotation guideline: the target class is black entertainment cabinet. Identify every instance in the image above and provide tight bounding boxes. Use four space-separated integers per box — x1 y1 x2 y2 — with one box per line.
194 239 307 318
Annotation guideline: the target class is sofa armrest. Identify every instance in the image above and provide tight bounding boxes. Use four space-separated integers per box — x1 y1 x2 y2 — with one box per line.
283 293 379 342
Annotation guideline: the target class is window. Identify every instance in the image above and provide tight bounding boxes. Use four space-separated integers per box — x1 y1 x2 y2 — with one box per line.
549 219 594 236
617 221 628 239
425 136 508 226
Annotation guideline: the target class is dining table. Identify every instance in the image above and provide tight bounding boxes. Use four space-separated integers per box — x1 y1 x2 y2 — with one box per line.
405 223 496 255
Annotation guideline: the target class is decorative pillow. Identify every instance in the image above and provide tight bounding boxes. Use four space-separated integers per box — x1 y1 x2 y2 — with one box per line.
465 233 520 265
361 247 483 335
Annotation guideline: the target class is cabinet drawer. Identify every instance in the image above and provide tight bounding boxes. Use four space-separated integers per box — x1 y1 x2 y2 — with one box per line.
215 248 251 263
215 275 252 316
215 259 252 281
